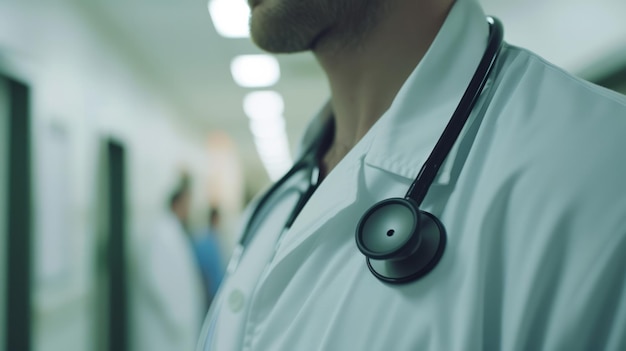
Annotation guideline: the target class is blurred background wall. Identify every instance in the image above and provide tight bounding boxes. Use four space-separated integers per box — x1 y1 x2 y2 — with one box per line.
0 0 624 350
0 2 241 351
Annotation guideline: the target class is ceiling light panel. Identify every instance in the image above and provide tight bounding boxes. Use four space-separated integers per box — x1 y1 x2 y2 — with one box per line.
208 0 250 38
231 55 281 88
243 91 293 180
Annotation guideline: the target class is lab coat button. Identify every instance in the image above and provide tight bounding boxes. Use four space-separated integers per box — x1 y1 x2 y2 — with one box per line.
228 289 245 313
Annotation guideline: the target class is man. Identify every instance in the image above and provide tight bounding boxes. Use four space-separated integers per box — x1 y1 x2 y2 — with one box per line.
198 0 626 349
132 175 204 351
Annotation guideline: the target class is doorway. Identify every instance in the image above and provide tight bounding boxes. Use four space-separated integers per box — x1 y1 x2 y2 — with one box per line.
1 74 33 351
95 139 129 351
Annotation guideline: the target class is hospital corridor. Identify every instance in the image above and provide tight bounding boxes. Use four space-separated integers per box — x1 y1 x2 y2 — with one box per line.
0 0 625 350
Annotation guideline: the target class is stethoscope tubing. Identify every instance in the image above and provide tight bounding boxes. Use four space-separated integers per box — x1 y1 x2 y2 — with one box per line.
405 16 503 206
238 155 313 247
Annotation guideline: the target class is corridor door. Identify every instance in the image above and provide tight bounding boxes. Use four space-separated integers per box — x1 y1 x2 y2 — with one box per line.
1 74 33 351
95 139 128 351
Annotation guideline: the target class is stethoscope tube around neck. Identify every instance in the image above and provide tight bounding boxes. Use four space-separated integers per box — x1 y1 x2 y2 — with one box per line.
406 16 504 206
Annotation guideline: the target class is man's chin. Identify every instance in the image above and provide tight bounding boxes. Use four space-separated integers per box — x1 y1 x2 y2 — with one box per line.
250 31 312 54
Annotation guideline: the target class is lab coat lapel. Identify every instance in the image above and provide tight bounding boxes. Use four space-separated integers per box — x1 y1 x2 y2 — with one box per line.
244 159 363 328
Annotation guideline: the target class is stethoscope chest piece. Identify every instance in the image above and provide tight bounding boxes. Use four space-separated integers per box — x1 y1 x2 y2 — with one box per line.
355 198 446 284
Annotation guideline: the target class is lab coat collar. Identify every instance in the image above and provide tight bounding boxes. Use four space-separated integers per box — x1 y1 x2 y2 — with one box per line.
364 0 489 185
300 0 490 186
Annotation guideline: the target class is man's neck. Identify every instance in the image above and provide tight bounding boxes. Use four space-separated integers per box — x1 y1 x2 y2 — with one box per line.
313 0 454 178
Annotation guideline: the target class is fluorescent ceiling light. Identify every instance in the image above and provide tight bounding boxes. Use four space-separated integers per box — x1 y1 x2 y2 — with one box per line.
249 119 286 139
254 137 290 156
243 91 284 120
254 134 293 181
208 0 250 38
242 91 292 180
231 55 281 88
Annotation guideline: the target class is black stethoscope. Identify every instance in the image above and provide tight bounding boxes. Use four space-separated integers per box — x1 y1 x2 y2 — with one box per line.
232 16 504 284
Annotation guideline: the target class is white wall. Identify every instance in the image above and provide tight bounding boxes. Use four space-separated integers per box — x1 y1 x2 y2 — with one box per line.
0 2 218 351
480 0 626 75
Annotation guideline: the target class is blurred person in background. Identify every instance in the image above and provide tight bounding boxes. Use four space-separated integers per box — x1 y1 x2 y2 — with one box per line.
132 173 204 351
192 207 226 311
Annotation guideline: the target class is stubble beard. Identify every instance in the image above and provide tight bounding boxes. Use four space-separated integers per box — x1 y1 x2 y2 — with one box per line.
249 0 386 54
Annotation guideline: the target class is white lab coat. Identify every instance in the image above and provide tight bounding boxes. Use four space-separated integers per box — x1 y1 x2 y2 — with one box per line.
132 211 204 351
199 0 626 349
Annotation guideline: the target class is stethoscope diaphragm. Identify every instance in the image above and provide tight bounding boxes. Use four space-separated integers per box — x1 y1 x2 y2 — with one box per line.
356 198 446 283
